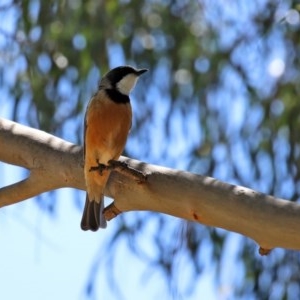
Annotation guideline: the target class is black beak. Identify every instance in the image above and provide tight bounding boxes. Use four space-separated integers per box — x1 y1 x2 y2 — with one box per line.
136 68 148 76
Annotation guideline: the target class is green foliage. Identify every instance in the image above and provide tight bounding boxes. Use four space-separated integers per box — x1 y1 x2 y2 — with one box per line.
1 0 300 298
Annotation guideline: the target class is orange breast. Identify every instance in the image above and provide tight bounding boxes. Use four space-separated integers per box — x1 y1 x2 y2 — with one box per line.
84 91 132 166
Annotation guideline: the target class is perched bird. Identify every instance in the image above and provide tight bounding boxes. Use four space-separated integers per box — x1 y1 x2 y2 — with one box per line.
81 66 148 231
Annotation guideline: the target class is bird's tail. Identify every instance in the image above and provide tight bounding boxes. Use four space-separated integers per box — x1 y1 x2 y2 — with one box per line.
80 194 107 231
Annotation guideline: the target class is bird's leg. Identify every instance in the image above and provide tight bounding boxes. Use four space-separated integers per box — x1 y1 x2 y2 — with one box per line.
89 159 109 175
107 159 147 183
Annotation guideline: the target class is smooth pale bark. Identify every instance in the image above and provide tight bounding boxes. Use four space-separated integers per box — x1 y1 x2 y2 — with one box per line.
1 118 300 252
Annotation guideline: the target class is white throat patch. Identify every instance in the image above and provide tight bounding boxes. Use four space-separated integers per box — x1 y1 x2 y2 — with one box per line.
116 74 138 95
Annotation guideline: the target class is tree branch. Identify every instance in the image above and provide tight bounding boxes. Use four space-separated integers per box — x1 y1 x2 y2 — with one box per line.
1 118 300 252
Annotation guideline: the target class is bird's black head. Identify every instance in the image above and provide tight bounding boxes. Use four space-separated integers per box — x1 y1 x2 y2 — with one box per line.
101 66 148 96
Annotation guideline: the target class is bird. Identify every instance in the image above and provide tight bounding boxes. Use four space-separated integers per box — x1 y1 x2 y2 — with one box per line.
81 65 148 231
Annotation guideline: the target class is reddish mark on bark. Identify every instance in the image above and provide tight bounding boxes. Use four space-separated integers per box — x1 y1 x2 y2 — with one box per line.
259 247 272 256
193 212 199 221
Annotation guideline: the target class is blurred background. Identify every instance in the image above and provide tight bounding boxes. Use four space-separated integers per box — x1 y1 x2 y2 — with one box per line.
1 0 300 299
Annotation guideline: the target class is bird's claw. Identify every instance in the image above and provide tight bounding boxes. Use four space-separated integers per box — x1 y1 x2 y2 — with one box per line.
89 159 108 175
89 159 147 183
107 160 147 183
